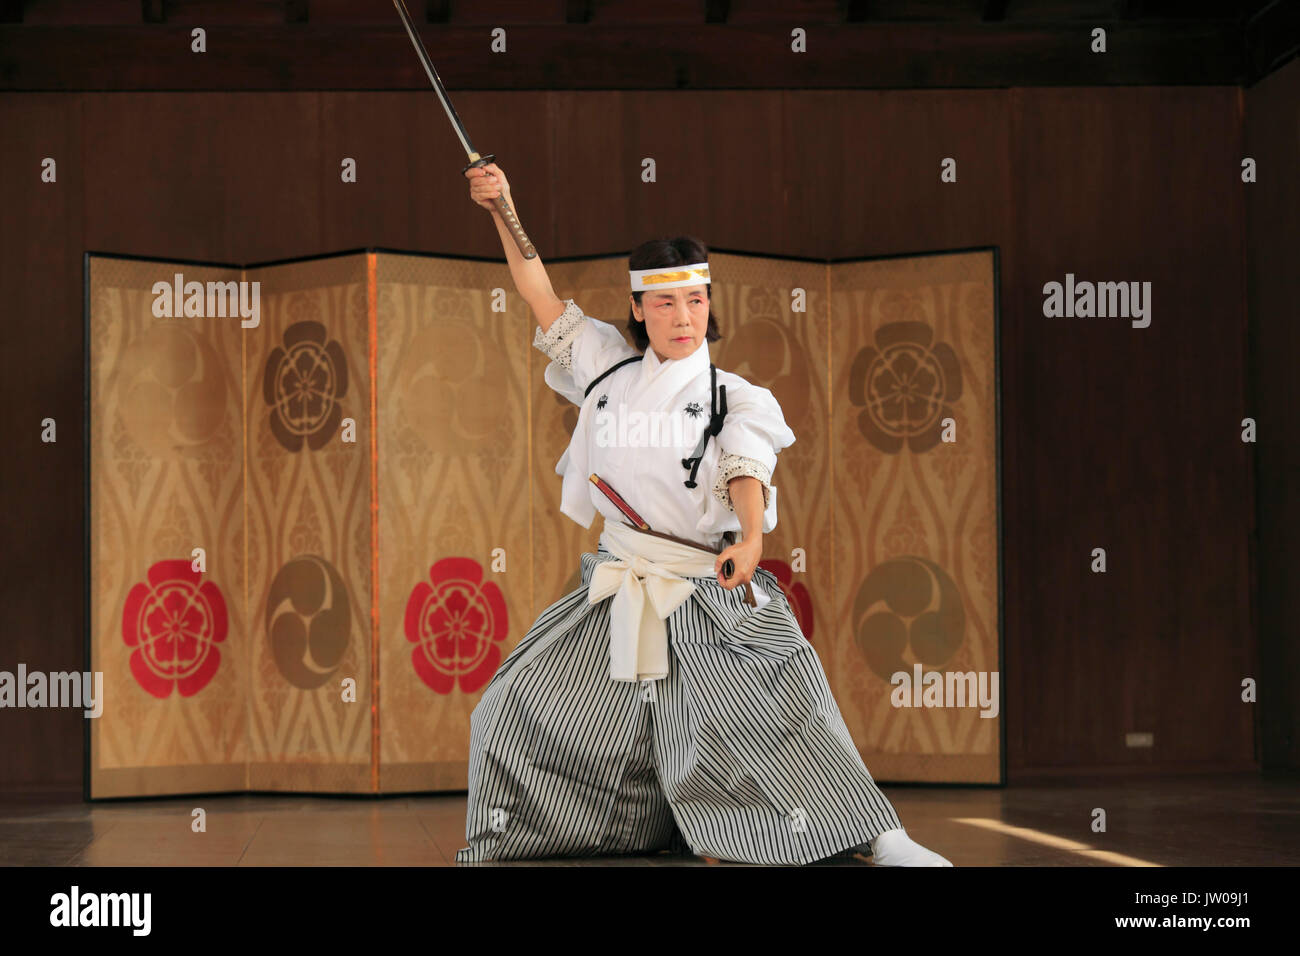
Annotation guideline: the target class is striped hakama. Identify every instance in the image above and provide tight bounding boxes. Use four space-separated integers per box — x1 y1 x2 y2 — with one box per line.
454 544 904 865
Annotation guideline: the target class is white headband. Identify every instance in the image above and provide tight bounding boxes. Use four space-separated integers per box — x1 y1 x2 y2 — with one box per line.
629 262 711 292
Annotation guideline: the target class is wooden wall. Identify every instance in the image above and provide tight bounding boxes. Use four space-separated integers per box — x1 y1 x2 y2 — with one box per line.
1245 57 1300 770
0 83 1273 788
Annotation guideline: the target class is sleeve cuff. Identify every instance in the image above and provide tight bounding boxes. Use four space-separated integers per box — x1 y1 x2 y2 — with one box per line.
532 299 586 371
712 452 773 513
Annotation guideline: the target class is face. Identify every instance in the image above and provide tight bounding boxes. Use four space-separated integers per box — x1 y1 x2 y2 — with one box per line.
630 285 709 362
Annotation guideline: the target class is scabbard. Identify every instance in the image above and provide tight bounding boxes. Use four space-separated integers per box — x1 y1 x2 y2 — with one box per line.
614 523 757 608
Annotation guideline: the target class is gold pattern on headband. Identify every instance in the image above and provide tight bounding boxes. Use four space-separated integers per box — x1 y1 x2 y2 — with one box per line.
641 268 710 285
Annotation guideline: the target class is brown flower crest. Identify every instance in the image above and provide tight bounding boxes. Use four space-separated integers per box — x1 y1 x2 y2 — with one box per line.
263 320 348 452
848 321 961 454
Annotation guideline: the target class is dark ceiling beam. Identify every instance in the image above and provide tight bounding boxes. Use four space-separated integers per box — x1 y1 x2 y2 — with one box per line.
1115 0 1141 20
704 0 729 25
844 1 870 23
425 0 449 23
138 0 310 23
0 22 1247 91
1244 0 1300 87
981 1 1006 22
0 0 22 25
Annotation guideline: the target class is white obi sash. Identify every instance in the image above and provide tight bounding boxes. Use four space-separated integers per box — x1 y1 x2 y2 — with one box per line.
590 519 771 682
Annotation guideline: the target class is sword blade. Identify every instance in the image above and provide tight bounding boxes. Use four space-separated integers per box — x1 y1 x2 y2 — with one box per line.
392 0 477 159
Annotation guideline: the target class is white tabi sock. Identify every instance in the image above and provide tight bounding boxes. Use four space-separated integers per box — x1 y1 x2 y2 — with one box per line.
870 827 954 867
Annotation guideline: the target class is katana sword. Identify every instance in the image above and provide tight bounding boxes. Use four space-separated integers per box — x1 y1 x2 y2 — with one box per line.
590 474 752 604
589 474 651 532
391 0 536 259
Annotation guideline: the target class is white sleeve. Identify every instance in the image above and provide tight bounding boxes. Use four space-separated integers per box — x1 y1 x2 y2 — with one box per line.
533 298 641 406
714 380 796 476
696 380 796 535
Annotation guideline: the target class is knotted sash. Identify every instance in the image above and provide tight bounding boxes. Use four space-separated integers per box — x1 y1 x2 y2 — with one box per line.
590 519 770 682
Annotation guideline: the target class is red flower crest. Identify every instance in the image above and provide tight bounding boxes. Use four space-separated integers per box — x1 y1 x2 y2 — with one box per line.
122 559 228 698
404 558 508 695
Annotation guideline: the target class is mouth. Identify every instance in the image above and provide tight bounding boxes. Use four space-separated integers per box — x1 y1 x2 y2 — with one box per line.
672 336 692 343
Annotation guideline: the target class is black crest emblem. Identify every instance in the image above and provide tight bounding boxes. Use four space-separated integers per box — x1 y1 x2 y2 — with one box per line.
596 393 609 410
683 401 704 419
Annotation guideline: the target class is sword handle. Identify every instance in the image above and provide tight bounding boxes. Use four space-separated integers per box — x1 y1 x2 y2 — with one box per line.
464 153 536 260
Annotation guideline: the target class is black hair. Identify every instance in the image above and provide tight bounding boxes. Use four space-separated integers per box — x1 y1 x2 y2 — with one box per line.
625 236 724 352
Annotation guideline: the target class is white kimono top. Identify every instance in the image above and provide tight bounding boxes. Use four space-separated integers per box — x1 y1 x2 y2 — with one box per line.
534 298 796 551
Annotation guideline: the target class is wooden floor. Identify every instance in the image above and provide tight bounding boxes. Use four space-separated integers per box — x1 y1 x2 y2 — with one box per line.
4 772 1297 866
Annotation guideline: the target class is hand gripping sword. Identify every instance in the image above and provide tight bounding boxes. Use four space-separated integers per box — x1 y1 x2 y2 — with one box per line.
392 0 537 259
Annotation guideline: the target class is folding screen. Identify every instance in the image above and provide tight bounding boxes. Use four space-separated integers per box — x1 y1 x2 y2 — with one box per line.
244 257 373 793
87 256 250 797
86 246 1000 798
830 252 1001 784
373 253 531 792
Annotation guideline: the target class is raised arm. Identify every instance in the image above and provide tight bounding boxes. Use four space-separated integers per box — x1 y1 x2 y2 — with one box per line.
466 162 565 332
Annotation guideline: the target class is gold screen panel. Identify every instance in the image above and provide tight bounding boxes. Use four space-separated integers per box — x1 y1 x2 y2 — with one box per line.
86 247 1002 797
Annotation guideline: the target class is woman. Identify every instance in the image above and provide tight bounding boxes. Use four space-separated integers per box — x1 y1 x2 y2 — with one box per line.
455 163 951 867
